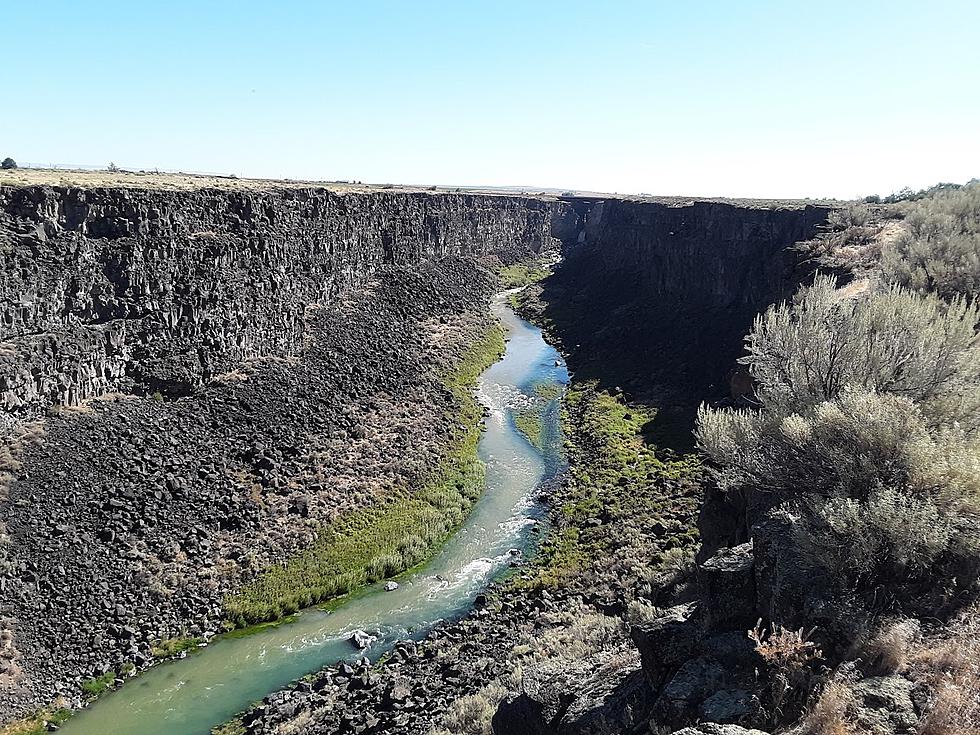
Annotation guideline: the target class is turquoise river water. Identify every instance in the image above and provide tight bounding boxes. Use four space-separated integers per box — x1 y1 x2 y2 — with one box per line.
60 294 568 735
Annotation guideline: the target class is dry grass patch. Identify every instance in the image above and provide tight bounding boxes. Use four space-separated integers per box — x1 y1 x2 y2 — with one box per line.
797 681 862 735
911 609 980 735
427 682 508 735
853 618 920 676
0 421 45 499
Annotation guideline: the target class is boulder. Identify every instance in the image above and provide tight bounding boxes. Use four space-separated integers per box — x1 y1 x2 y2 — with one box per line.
670 725 771 735
849 676 918 734
493 644 651 735
698 689 761 724
348 629 376 650
698 542 756 632
751 507 815 631
645 631 761 729
630 602 702 691
655 654 729 724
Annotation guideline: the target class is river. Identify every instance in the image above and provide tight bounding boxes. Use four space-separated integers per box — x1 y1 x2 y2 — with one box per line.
59 294 567 735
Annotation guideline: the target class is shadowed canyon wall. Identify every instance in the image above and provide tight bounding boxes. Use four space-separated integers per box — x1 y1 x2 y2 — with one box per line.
530 197 832 437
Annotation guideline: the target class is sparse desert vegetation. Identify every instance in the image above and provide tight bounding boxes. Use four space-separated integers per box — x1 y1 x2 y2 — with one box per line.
882 183 980 299
523 382 701 593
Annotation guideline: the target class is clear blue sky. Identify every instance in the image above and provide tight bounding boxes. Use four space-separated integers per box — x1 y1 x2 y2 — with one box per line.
3 0 978 198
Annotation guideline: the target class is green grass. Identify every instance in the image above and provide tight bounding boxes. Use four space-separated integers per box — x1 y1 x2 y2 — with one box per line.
223 324 506 626
218 614 297 639
513 407 545 450
0 708 72 735
499 260 552 290
519 381 701 589
81 671 116 698
151 636 202 658
532 381 563 401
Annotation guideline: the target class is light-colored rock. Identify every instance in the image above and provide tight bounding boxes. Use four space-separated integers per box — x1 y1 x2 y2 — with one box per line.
348 629 376 650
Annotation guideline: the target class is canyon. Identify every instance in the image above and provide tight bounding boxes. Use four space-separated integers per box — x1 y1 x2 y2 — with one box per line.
0 175 832 733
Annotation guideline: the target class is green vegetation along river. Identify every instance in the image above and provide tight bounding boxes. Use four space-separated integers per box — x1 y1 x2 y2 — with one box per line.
59 294 568 735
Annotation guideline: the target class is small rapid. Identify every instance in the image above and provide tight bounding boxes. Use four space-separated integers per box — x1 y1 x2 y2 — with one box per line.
60 294 567 735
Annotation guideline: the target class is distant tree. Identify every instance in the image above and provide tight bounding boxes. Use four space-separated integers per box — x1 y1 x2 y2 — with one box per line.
1 157 17 169
107 161 120 172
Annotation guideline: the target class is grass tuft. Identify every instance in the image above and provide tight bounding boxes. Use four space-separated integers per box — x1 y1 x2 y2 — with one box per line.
80 671 116 698
150 636 202 658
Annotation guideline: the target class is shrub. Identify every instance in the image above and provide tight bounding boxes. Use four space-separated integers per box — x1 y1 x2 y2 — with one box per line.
700 389 980 610
749 622 824 724
697 273 980 622
532 611 624 660
699 389 980 504
428 682 507 735
881 184 980 300
826 204 873 230
738 274 980 430
1 157 16 170
798 486 962 585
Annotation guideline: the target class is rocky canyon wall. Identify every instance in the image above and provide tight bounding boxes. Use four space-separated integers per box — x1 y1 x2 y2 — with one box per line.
530 197 832 426
0 185 569 425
